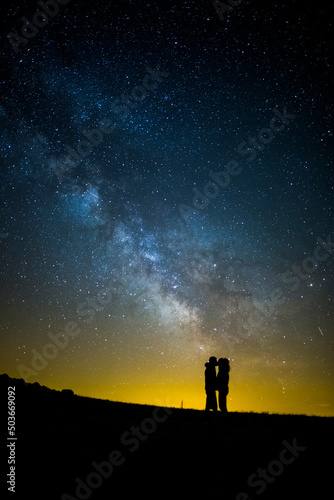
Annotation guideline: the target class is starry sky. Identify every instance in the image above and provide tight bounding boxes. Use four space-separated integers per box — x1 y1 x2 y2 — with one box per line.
0 0 333 415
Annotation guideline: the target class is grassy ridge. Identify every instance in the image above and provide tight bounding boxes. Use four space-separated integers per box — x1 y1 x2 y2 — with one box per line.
1 374 332 499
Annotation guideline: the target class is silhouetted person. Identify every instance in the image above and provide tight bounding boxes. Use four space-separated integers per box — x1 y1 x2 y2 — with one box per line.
205 356 218 411
217 358 230 413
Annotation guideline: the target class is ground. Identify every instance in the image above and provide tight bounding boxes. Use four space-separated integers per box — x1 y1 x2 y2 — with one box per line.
1 374 332 499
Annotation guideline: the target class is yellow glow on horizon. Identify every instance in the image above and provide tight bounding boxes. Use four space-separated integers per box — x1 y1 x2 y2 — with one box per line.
38 376 334 417
3 361 333 416
3 323 333 418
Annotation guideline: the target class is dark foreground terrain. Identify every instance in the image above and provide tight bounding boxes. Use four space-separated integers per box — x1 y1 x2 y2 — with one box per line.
1 374 333 500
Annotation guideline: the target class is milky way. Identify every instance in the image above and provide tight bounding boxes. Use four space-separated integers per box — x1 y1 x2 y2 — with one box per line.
0 0 333 414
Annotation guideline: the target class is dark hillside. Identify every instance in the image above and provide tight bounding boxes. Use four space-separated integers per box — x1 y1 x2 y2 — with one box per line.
1 374 332 499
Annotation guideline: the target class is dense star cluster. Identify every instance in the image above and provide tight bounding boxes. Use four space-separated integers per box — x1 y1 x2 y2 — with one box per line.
0 0 333 414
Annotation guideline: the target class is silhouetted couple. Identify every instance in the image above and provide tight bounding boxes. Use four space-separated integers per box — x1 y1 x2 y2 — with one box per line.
205 356 230 413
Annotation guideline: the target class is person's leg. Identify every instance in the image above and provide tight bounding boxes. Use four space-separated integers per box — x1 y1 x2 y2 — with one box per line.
206 391 217 411
219 391 227 413
205 393 209 411
222 394 227 413
212 391 217 412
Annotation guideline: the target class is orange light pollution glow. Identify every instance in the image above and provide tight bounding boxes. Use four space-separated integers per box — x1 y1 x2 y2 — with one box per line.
2 300 333 417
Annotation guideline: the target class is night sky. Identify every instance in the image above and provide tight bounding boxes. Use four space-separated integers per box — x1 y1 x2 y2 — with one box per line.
0 0 333 415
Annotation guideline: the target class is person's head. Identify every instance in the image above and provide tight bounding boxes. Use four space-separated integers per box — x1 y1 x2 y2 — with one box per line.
218 358 230 372
209 356 218 366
